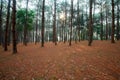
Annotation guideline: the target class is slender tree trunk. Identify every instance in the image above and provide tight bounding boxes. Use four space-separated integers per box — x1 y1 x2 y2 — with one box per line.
41 0 45 47
75 28 77 43
62 24 64 42
93 0 95 21
35 6 39 44
108 23 111 39
23 0 29 46
116 4 119 40
60 24 62 42
86 4 89 40
35 16 38 44
0 0 3 45
12 0 17 54
69 0 73 46
8 12 12 45
92 0 96 42
106 8 108 40
8 24 11 45
53 0 57 45
100 8 103 41
64 23 66 43
4 0 11 51
64 0 67 43
77 0 80 42
78 28 80 41
111 0 115 43
88 0 93 46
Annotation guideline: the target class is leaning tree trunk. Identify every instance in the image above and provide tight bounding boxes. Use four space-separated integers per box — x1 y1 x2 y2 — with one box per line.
0 0 3 45
88 0 93 46
12 0 17 53
4 0 11 51
69 0 73 46
53 0 57 45
41 0 45 47
111 0 115 43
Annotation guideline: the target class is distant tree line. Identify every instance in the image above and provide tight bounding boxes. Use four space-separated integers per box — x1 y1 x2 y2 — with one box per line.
0 0 119 53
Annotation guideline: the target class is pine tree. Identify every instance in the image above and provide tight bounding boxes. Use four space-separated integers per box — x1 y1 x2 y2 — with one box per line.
53 0 57 45
4 0 11 51
111 0 115 43
12 0 17 53
88 0 93 46
41 0 45 47
0 0 3 45
69 0 73 46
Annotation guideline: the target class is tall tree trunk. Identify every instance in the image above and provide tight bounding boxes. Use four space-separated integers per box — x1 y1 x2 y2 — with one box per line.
41 0 45 47
86 4 89 40
8 12 12 45
60 23 63 42
93 0 95 22
106 8 108 40
64 0 67 43
88 0 93 46
75 28 77 43
92 0 96 41
69 0 73 46
8 3 12 46
100 8 103 41
23 0 29 46
12 0 17 53
0 0 3 45
77 0 80 42
35 5 39 44
4 0 11 51
116 4 119 40
53 0 57 45
111 0 115 43
108 23 111 39
62 24 64 42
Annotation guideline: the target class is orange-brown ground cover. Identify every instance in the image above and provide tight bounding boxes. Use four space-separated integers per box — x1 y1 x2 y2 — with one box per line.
0 40 120 80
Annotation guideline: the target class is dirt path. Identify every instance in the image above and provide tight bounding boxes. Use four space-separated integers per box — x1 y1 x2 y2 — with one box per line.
0 41 120 80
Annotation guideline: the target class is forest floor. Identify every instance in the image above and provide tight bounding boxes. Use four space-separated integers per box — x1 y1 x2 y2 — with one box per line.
0 40 120 80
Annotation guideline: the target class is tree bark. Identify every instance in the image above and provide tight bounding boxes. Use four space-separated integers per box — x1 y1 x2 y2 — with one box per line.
53 0 57 45
0 0 3 45
35 5 39 44
100 8 103 41
106 8 108 40
77 0 80 42
88 0 93 46
69 0 73 46
41 0 45 47
12 0 17 53
8 21 11 45
64 0 67 43
4 0 11 51
116 4 119 40
111 0 115 43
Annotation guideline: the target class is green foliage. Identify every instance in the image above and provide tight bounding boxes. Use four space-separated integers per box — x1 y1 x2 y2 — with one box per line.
94 25 101 34
73 13 84 26
16 8 35 32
